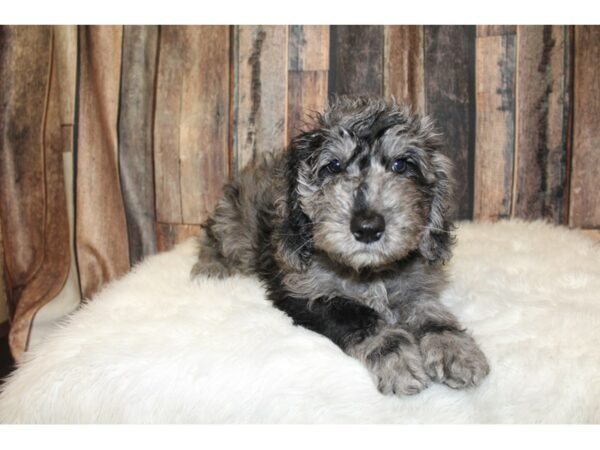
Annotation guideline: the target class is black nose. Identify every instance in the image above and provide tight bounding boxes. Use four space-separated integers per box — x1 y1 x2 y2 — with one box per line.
350 211 385 243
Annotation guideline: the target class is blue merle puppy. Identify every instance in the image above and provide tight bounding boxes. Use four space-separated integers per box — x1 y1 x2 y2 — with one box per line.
192 97 489 395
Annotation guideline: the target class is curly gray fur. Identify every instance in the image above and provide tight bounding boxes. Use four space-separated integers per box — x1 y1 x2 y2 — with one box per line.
191 96 489 396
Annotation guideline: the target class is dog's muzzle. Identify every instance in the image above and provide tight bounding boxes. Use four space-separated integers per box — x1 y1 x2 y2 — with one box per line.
350 211 385 243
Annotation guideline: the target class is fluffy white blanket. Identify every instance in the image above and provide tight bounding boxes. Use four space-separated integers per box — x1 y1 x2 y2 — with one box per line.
1 220 599 423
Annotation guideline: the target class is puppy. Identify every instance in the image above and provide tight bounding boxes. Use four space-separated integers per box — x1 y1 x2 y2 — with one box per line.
192 97 489 395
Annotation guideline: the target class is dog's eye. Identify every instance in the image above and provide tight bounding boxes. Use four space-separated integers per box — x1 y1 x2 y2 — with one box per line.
391 159 408 174
326 159 343 174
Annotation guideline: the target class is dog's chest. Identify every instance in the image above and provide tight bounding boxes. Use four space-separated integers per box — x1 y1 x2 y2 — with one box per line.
282 261 399 325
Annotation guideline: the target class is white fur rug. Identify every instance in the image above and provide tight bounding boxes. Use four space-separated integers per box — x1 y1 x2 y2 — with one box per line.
1 220 599 423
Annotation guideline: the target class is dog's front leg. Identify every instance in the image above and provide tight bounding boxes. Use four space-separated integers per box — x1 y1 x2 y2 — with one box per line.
396 297 490 389
274 296 430 395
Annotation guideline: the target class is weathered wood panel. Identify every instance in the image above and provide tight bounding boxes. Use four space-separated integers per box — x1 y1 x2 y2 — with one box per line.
289 25 329 71
76 26 130 300
288 71 329 140
119 25 159 265
233 26 288 174
153 27 184 223
154 26 230 225
329 26 383 96
424 26 475 220
569 26 600 228
474 32 516 221
156 223 202 252
477 26 517 37
288 26 330 141
513 26 571 223
0 26 51 312
384 25 425 113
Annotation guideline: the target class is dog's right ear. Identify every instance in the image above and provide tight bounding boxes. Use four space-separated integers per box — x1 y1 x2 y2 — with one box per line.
274 129 326 272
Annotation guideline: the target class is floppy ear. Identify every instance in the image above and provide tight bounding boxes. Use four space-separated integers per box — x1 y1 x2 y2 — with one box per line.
274 130 325 272
419 152 455 264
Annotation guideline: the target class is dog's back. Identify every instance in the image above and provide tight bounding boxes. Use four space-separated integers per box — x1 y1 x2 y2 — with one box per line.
191 151 285 278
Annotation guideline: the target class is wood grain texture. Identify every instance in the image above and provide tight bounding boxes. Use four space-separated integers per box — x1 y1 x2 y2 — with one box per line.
233 26 288 174
477 26 517 37
329 26 383 96
424 26 475 220
514 26 571 223
289 25 329 71
287 71 329 140
569 26 600 228
0 26 51 314
154 26 230 224
156 223 202 252
474 32 516 221
76 25 130 301
384 25 425 113
119 25 159 265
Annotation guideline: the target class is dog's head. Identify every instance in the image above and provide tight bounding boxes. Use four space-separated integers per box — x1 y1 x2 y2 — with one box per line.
276 97 454 272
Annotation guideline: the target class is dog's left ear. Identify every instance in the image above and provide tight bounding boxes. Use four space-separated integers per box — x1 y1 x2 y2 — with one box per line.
274 130 325 272
419 152 455 264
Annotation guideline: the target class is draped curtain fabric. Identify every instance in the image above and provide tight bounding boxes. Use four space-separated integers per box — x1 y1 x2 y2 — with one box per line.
1 25 599 361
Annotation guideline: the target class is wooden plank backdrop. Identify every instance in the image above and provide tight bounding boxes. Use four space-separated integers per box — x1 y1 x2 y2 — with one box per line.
570 26 600 228
1 25 600 360
474 28 517 221
424 26 475 220
119 25 159 265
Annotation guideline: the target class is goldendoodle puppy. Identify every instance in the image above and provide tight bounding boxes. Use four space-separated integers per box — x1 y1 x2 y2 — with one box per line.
192 97 489 395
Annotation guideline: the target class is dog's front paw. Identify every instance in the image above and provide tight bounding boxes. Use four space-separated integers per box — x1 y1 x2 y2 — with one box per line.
365 331 431 396
419 331 489 389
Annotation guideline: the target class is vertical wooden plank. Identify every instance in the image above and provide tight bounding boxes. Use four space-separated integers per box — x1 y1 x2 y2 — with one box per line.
154 27 184 224
76 25 130 300
329 25 383 96
513 26 571 223
232 26 288 174
423 26 475 220
289 25 329 72
287 71 328 139
156 223 202 252
474 32 517 221
119 25 159 265
384 25 425 113
477 26 517 37
570 26 600 228
154 26 230 225
287 26 330 140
